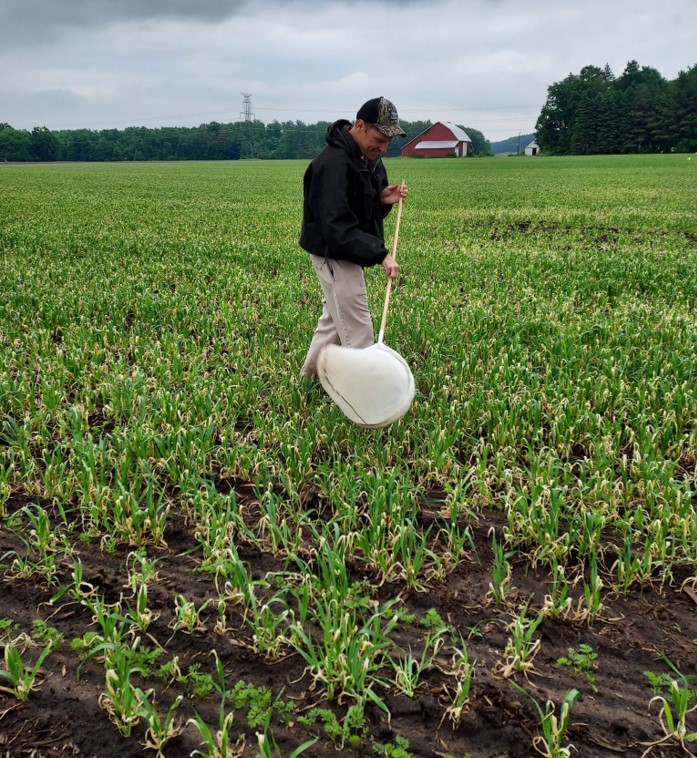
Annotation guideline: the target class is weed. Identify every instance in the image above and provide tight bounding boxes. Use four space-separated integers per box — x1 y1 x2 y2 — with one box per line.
557 644 598 691
157 659 215 700
373 734 413 757
297 704 368 750
229 680 295 730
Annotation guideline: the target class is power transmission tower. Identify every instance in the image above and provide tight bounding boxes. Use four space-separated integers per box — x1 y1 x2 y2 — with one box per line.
240 93 255 122
239 93 256 158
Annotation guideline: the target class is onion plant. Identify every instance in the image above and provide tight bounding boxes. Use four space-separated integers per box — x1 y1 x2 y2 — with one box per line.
0 642 51 701
189 653 245 758
512 684 581 758
288 596 400 708
487 532 515 605
440 637 475 727
168 594 210 637
136 690 185 757
496 606 544 679
1 157 696 755
98 647 149 737
390 629 446 698
642 656 697 756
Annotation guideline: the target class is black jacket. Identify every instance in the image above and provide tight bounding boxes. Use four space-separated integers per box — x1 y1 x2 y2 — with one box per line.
299 120 392 267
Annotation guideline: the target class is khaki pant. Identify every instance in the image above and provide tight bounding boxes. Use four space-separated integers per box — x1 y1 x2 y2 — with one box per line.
300 255 374 378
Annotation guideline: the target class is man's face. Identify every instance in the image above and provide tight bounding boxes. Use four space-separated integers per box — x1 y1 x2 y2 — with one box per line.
353 121 392 160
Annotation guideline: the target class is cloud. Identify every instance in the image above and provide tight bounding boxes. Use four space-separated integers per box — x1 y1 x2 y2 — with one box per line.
1 0 425 45
1 0 695 136
0 0 245 43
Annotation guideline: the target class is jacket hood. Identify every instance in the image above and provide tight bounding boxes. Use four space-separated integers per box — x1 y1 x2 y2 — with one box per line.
326 119 357 153
326 119 382 170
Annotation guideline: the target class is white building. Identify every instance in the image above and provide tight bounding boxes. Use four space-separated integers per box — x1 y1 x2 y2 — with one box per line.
524 140 540 156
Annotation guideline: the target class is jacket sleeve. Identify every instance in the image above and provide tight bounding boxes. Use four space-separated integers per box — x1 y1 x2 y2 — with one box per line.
307 158 388 267
378 165 393 220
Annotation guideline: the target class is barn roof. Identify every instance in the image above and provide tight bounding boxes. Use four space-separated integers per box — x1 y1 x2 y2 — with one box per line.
415 140 459 149
401 121 473 150
443 122 471 143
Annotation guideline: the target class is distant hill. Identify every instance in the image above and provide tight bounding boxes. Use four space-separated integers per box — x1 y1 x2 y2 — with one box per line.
490 133 535 155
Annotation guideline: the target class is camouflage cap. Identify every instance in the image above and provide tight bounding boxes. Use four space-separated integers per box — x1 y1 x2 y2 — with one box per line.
356 97 406 137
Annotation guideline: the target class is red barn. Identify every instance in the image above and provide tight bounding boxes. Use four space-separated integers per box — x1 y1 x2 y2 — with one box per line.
401 121 472 158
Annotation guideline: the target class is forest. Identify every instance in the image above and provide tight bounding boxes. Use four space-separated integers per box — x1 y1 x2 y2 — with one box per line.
535 60 697 154
0 119 489 163
1 59 695 161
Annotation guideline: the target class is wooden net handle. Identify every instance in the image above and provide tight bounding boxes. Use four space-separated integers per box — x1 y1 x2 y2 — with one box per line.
377 180 405 344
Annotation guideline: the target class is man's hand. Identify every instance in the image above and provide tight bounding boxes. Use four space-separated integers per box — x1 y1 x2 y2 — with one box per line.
380 182 408 206
382 253 399 279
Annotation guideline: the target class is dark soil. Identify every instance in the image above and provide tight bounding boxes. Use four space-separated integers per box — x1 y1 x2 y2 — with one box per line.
1 496 696 758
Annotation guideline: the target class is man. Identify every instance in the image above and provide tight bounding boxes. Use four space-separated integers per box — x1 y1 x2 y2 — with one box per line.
299 96 408 379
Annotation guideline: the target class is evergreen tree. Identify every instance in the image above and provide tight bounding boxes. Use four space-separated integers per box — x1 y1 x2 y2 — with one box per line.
537 59 691 155
619 64 668 152
595 88 623 154
671 65 697 152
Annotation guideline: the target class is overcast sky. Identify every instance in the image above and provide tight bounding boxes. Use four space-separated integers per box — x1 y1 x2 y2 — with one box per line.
1 0 695 141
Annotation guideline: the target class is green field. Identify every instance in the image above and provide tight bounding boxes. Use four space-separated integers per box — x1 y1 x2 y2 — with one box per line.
1 155 696 757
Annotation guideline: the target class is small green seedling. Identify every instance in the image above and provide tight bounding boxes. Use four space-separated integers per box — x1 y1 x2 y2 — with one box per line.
373 734 413 757
557 644 598 690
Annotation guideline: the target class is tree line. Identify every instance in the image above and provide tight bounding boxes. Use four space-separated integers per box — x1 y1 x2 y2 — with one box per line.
0 119 490 163
2 58 694 162
536 60 697 154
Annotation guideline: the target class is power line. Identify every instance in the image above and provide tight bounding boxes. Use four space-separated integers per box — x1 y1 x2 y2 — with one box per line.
17 98 542 140
23 100 543 132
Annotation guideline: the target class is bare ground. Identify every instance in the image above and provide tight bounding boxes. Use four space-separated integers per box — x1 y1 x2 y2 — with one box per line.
1 494 697 758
